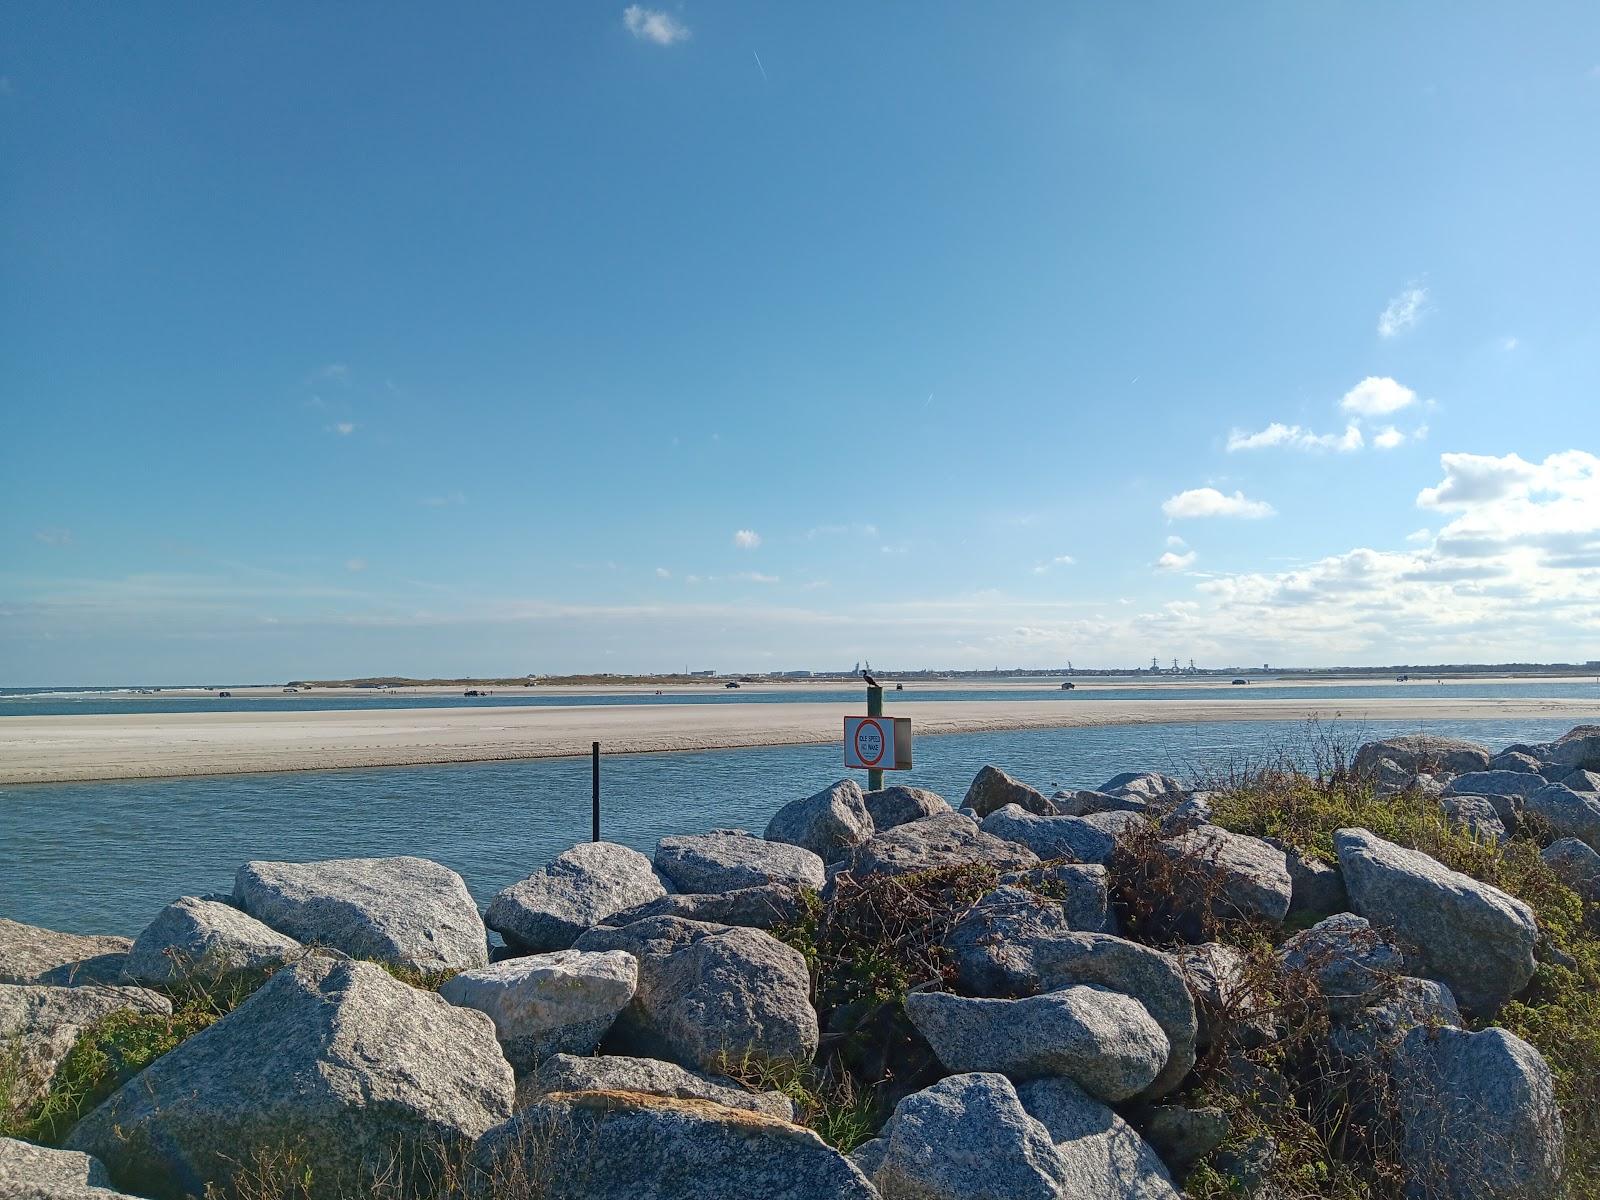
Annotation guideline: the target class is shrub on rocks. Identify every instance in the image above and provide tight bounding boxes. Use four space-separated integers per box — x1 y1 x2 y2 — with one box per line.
962 765 1053 817
653 830 826 893
0 920 130 988
234 855 488 973
486 841 669 953
573 916 818 1074
65 957 513 1199
904 986 1168 1101
124 895 300 987
764 779 875 863
438 950 637 1072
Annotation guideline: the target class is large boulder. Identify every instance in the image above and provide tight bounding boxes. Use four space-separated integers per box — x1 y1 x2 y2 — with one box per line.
1445 770 1546 809
1548 725 1600 772
1394 1026 1563 1200
1017 1076 1180 1199
1328 976 1462 1076
1159 825 1292 926
1490 748 1543 774
1000 864 1113 933
124 896 301 986
234 856 487 972
1354 735 1491 778
1052 789 1148 818
1335 828 1536 1016
764 779 874 863
904 987 1168 1101
653 830 825 893
1102 772 1186 804
846 812 1039 878
439 950 637 1072
1562 768 1600 794
1524 784 1600 849
981 805 1117 865
1277 913 1403 1018
868 1072 1072 1200
963 766 1053 817
0 1137 125 1196
0 984 171 1119
522 1052 795 1120
487 842 668 953
1441 794 1508 842
572 917 817 1072
0 920 130 987
65 957 513 1199
863 785 952 829
475 1091 876 1199
601 883 804 932
1542 837 1600 900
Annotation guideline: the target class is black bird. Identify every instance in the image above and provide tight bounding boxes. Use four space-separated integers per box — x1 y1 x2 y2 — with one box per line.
862 670 880 688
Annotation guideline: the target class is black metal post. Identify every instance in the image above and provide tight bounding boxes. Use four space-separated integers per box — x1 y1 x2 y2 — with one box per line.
591 741 601 842
866 683 884 791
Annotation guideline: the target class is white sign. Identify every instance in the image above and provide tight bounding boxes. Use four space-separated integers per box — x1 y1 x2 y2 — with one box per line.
843 715 912 770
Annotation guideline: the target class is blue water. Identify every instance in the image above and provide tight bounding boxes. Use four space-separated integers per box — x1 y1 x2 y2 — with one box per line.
2 715 1589 937
4 679 1599 717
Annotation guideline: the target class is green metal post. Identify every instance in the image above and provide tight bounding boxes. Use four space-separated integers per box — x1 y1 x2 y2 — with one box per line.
866 682 884 791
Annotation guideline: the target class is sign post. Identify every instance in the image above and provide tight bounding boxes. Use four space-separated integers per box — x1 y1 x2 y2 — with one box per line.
844 675 912 784
865 681 884 791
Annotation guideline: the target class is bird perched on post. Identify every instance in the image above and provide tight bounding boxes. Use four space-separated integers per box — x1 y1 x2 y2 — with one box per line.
862 669 880 688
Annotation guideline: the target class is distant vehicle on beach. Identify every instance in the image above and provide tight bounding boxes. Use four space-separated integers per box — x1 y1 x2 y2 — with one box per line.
217 691 232 698
1231 678 1248 685
463 689 485 697
1060 682 1075 690
725 681 741 689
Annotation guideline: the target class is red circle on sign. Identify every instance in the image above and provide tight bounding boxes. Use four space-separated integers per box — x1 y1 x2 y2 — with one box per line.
854 718 886 767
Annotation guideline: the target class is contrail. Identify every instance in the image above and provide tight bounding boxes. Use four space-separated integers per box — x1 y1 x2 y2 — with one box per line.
753 50 768 83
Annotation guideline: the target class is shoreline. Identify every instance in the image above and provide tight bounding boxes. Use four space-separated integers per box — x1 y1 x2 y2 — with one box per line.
3 695 1596 785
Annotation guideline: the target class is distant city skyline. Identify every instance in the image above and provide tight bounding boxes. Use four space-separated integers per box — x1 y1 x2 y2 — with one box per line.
4 5 1598 683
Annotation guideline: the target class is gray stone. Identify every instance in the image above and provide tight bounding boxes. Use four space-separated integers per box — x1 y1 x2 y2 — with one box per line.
1441 793 1508 841
1016 1076 1180 1199
125 895 301 986
1446 769 1546 809
1081 809 1149 838
1489 749 1543 775
982 805 1118 865
653 830 826 893
0 920 130 987
486 842 669 953
1329 976 1462 1070
863 784 952 829
764 779 874 863
1542 837 1600 899
846 812 1039 878
870 1072 1072 1200
1102 771 1186 804
572 917 817 1072
1548 724 1600 772
1394 1026 1563 1200
1173 942 1267 1050
0 984 171 1118
65 957 513 1199
963 765 1054 817
946 887 1076 995
1266 840 1348 919
439 950 637 1072
1354 735 1492 778
521 1052 795 1120
1278 913 1403 1018
0 1137 124 1196
1000 863 1114 933
847 1136 887 1180
1336 828 1537 1016
1162 794 1214 829
234 855 487 972
1375 757 1416 797
1525 784 1600 849
1051 789 1148 818
905 986 1168 1101
1562 768 1600 793
476 1091 876 1199
1141 1105 1230 1175
602 883 804 932
1161 825 1293 925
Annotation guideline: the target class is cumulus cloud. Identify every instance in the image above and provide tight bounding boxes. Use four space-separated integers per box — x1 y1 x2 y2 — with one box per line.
1339 377 1416 417
1378 286 1428 338
1372 427 1406 450
332 422 356 436
732 529 762 550
1162 488 1276 519
1416 451 1600 566
1158 549 1198 571
623 5 690 45
1227 423 1363 453
655 567 671 579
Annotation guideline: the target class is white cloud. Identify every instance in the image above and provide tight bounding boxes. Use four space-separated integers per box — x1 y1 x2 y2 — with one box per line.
623 5 690 45
1405 528 1433 545
1339 377 1417 417
1372 426 1406 450
732 571 780 584
34 528 73 546
421 491 466 508
732 529 762 550
1166 535 1187 549
1415 451 1600 568
1416 452 1543 510
1157 549 1198 571
1227 422 1363 453
1501 336 1520 352
1378 286 1427 338
655 567 671 579
332 422 356 436
344 558 367 572
1032 554 1077 574
1162 488 1276 519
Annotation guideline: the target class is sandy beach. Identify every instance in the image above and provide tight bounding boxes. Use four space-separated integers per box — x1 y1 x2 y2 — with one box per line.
3 693 1596 785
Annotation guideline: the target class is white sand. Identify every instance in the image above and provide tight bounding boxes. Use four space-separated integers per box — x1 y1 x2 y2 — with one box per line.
2 693 1595 785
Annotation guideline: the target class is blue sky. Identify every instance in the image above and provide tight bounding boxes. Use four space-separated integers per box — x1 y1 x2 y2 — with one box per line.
3 4 1598 682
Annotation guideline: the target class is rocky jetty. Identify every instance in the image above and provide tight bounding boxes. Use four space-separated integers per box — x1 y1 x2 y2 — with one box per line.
4 728 1597 1199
